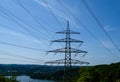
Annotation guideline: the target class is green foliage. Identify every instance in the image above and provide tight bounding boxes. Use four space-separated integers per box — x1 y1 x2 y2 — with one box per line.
77 67 101 82
76 62 120 82
0 63 120 82
0 76 17 82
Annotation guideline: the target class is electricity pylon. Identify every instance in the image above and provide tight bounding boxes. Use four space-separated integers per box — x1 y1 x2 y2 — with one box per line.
46 21 89 82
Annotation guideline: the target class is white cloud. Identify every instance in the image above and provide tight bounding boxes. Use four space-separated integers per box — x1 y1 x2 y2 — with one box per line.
33 0 78 27
104 25 115 32
101 40 115 49
33 0 48 7
33 0 68 19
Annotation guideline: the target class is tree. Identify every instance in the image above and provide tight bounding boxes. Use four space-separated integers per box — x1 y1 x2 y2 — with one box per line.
0 76 17 82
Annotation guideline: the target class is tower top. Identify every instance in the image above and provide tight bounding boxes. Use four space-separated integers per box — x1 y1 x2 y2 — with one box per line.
56 21 80 34
67 21 70 31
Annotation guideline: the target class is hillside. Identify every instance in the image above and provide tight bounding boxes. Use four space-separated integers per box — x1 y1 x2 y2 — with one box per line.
0 62 120 82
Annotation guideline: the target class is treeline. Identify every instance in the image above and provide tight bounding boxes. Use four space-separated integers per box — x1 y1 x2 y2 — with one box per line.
0 64 63 76
0 62 120 82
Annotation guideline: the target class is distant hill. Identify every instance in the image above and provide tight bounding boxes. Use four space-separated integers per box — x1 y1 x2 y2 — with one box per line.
0 64 64 75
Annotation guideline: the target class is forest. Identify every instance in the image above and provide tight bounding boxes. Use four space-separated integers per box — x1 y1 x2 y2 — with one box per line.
30 62 120 82
0 62 120 82
76 62 120 82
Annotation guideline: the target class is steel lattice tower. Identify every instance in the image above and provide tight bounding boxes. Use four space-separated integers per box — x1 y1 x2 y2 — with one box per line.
46 21 89 82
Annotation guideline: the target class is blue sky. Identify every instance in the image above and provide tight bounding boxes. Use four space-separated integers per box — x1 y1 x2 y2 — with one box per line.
0 0 120 65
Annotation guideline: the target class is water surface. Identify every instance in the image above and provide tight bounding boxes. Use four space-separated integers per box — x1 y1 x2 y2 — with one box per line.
17 75 55 82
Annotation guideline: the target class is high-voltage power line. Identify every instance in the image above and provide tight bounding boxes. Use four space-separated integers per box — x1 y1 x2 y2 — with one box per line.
46 21 89 82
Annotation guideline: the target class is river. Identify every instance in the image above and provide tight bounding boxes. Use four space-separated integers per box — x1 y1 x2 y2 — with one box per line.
16 75 55 82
